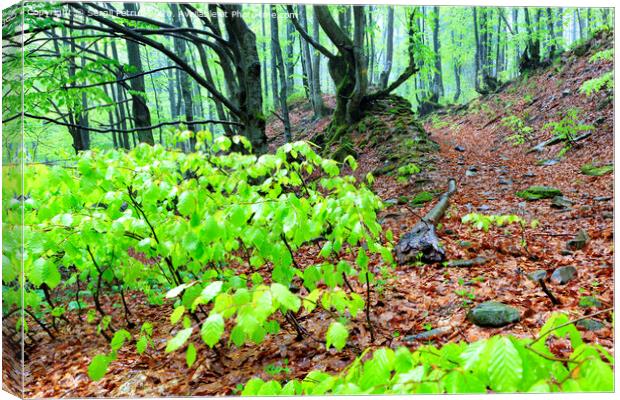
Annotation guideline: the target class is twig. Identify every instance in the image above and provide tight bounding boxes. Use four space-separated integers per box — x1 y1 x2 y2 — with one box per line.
537 279 561 305
365 271 375 343
529 307 614 347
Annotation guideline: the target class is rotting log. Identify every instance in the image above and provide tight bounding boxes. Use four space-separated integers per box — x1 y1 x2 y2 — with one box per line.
528 132 591 153
395 178 456 264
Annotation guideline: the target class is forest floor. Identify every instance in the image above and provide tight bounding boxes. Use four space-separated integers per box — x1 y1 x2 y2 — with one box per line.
12 33 613 397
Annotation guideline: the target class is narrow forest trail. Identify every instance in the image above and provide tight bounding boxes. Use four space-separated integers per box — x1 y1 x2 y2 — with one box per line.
368 32 613 353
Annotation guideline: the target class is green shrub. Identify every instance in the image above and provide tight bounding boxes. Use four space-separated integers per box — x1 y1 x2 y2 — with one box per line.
241 313 613 395
501 115 534 146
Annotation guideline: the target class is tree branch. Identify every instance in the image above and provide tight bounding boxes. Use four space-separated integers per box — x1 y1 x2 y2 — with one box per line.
68 2 242 117
286 5 336 59
15 113 242 133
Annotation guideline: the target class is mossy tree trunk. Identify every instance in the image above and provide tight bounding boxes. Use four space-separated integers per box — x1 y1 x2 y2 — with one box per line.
288 5 419 145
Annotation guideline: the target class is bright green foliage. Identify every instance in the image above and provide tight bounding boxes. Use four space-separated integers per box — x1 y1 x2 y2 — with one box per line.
461 213 537 232
397 163 421 183
580 163 613 176
88 354 115 381
9 137 393 380
397 163 421 177
462 213 538 249
501 115 534 146
544 108 594 157
410 191 434 205
580 72 614 96
579 49 613 96
325 322 348 351
241 313 614 394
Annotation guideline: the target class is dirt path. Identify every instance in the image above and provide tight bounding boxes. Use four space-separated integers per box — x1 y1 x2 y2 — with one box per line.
369 92 614 350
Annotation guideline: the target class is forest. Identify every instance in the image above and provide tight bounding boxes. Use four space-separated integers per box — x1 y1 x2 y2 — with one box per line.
1 2 615 396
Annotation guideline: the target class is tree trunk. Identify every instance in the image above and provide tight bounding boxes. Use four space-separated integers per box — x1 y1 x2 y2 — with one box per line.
367 6 375 86
451 31 461 102
123 3 154 145
182 8 232 137
270 13 281 110
285 18 295 90
270 5 292 142
473 7 481 92
110 40 130 149
221 4 267 154
546 8 557 57
432 6 443 99
261 5 270 109
576 9 584 40
379 6 394 89
170 4 195 150
298 5 314 104
310 8 326 117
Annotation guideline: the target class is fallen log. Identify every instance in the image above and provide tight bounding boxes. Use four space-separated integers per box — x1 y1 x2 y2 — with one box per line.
395 179 456 264
527 132 591 153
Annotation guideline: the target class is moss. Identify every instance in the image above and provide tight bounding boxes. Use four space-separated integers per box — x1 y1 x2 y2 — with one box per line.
410 191 434 205
330 137 357 162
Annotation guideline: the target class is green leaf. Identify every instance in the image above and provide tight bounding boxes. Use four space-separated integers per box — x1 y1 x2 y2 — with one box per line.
177 191 197 216
200 281 223 303
578 358 613 391
136 336 148 354
488 336 523 392
110 329 131 352
170 305 185 325
165 281 196 299
165 328 193 353
325 322 348 351
186 343 197 368
201 313 224 348
271 283 301 312
88 354 113 381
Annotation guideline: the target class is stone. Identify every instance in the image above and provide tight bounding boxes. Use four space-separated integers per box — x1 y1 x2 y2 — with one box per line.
446 257 488 267
466 170 477 177
455 145 465 152
477 205 491 211
468 166 479 172
578 296 602 308
576 319 605 331
516 186 562 200
560 249 573 256
527 270 547 282
550 266 578 284
499 178 513 185
384 198 399 206
602 211 613 219
541 159 560 166
467 302 520 327
373 163 396 175
403 326 452 342
458 240 473 248
593 196 612 202
523 172 536 178
562 89 571 97
551 196 573 209
566 230 589 251
581 165 613 176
